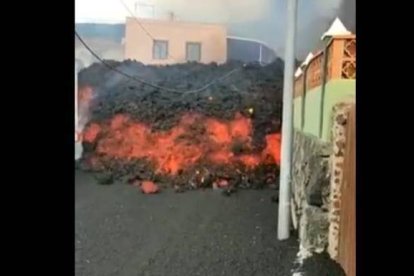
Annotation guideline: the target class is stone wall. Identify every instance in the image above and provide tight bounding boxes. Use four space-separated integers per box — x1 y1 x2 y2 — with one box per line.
327 101 355 259
292 130 332 253
292 99 355 258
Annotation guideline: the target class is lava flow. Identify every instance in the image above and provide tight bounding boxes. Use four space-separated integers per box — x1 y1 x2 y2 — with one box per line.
77 60 284 189
83 112 281 176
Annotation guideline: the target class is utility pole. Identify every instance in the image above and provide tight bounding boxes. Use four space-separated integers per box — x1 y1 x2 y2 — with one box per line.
259 44 263 65
75 61 78 139
75 60 83 161
278 0 298 240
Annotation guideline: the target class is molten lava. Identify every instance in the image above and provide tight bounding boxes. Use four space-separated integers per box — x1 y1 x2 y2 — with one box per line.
140 181 160 194
83 113 281 175
83 123 101 143
263 133 281 166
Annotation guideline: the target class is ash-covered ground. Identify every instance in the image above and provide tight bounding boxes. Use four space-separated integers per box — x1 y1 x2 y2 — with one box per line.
75 171 298 276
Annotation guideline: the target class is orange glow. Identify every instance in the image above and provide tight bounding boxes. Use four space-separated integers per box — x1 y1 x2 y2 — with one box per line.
206 119 232 145
263 133 281 165
230 113 252 139
83 113 281 175
209 151 233 164
110 114 128 130
140 181 160 194
238 154 261 168
83 123 101 143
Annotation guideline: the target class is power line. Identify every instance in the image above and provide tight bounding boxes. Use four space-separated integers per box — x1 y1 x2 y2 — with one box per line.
75 31 240 94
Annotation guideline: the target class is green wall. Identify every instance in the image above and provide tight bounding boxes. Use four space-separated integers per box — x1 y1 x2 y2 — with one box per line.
294 79 355 141
294 96 303 129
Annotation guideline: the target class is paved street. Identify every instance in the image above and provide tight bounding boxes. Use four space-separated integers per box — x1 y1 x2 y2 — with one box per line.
75 171 298 276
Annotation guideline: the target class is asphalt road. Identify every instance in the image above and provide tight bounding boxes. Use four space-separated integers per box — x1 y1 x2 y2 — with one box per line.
75 171 299 276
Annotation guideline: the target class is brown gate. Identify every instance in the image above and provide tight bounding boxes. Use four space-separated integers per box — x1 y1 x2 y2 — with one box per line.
337 104 356 276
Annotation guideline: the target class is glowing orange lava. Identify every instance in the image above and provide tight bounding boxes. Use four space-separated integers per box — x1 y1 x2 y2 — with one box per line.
83 113 281 174
83 123 101 143
263 133 281 165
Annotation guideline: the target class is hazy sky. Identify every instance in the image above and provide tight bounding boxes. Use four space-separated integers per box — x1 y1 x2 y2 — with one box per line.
75 0 273 23
75 0 342 23
75 0 352 58
76 0 131 22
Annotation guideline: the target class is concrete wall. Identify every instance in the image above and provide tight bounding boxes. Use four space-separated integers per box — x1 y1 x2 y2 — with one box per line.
294 79 355 141
124 18 227 65
293 96 304 131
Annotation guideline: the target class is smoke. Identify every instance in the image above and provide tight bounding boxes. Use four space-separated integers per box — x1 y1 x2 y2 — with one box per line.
295 0 345 58
152 0 355 59
75 0 355 61
337 0 356 32
155 0 271 23
75 37 124 68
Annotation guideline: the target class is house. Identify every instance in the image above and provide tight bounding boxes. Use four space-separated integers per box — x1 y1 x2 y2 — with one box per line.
124 17 227 65
75 21 277 66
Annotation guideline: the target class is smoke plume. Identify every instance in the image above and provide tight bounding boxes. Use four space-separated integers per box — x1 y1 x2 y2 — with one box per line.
76 0 355 60
153 0 355 59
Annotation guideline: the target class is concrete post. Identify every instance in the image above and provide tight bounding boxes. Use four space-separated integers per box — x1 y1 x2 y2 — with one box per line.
259 44 263 65
75 62 78 137
75 61 83 161
278 0 298 240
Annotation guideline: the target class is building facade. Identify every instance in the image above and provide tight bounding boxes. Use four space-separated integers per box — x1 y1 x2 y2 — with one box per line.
124 17 227 65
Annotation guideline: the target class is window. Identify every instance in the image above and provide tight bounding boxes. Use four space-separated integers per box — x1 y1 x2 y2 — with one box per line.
153 40 168 59
186 42 201 62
